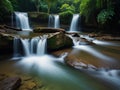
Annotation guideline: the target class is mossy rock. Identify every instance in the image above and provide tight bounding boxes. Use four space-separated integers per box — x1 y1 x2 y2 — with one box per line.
47 32 73 51
0 33 14 54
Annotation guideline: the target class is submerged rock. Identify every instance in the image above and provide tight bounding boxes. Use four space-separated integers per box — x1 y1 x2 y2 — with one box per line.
0 77 21 90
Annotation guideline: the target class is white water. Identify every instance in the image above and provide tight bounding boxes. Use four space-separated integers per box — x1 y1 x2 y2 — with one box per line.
14 36 47 57
48 15 54 28
48 14 60 28
13 37 20 57
54 15 60 28
70 14 79 32
15 12 31 31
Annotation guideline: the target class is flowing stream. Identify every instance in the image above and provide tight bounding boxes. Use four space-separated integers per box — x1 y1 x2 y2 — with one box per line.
0 34 120 90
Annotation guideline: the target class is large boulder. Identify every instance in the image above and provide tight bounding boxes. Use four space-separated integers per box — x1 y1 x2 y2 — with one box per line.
47 32 73 51
0 77 21 90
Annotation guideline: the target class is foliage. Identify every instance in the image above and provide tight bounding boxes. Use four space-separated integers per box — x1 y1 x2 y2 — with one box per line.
60 4 75 13
80 0 96 22
97 8 115 25
59 10 73 24
0 0 13 22
17 0 35 11
32 0 41 12
44 0 57 14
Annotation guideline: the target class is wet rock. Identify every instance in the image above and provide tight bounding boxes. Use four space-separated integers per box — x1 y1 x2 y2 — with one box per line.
47 32 73 51
88 33 120 41
73 37 93 45
34 27 65 33
88 33 99 37
0 77 21 90
72 33 80 37
95 35 120 41
79 38 93 45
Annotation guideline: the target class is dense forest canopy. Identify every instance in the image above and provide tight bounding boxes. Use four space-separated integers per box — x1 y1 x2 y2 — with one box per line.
0 0 120 32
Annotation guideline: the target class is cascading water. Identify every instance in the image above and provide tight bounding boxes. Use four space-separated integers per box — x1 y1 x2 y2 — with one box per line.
70 14 79 32
48 14 60 28
15 12 32 31
37 36 47 55
54 15 60 28
13 36 47 57
48 15 54 28
13 37 21 57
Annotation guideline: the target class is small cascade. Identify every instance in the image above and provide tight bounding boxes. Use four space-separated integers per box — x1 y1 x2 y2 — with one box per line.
15 12 32 31
20 36 47 56
48 15 54 28
13 37 21 57
21 39 30 56
13 36 47 57
54 15 60 28
70 14 79 32
37 36 47 55
48 14 60 28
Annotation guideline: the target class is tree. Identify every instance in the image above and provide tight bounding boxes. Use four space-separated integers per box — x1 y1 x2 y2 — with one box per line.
32 0 41 12
44 0 57 14
0 0 13 22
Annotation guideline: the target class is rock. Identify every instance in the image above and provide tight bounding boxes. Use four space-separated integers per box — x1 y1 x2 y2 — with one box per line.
73 37 93 45
34 27 65 33
0 33 14 54
88 33 99 37
47 32 73 51
0 77 21 90
72 33 80 37
0 73 8 81
19 81 36 90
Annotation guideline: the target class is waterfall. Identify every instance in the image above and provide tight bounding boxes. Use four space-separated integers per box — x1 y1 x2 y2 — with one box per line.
13 37 21 57
19 36 47 56
48 15 54 28
21 39 30 56
70 14 79 32
37 36 47 55
48 14 60 28
15 12 32 31
54 15 60 28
